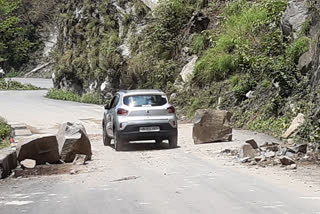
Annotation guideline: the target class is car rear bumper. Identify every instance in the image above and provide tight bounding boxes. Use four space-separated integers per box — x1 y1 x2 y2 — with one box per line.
117 123 177 141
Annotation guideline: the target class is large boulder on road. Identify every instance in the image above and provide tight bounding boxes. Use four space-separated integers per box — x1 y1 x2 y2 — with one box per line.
17 135 60 165
193 109 232 144
56 122 92 163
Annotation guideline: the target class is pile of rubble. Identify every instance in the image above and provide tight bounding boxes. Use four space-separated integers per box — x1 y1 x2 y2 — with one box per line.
222 139 314 170
15 122 92 176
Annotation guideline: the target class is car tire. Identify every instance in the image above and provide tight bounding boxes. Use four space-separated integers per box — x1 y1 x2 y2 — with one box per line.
114 132 124 151
103 122 111 146
169 135 177 148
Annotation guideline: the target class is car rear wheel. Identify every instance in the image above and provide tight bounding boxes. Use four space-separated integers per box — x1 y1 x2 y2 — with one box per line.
114 132 125 151
169 135 177 148
103 122 111 146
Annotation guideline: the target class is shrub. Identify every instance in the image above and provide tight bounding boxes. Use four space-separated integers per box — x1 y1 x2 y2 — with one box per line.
0 117 11 149
47 89 104 104
286 36 310 63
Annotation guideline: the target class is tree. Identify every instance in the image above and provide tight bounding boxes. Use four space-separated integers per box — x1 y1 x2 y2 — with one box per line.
0 0 37 71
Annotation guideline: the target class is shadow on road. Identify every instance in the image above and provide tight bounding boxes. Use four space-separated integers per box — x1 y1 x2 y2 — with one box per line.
108 141 180 152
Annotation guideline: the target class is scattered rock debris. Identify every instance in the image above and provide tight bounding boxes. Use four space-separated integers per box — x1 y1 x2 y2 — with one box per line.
221 137 318 170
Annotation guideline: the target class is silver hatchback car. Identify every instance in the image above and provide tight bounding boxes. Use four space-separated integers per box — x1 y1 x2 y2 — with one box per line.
102 89 178 151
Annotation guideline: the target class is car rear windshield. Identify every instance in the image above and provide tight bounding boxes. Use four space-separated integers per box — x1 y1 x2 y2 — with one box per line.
123 94 167 107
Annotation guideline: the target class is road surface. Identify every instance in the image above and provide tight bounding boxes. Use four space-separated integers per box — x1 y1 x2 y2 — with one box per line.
0 80 319 214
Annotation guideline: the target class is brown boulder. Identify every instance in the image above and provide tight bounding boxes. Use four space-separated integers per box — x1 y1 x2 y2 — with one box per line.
56 122 92 163
193 109 232 144
17 135 60 165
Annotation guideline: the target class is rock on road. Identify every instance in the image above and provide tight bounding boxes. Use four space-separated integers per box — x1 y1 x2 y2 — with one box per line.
0 79 319 214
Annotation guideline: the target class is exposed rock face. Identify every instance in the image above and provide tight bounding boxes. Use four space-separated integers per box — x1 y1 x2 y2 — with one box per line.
17 135 60 165
180 55 198 82
56 122 92 163
141 0 159 10
282 113 305 138
193 109 232 144
281 0 309 38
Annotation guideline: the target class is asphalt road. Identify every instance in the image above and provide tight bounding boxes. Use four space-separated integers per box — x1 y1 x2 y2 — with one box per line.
0 79 319 214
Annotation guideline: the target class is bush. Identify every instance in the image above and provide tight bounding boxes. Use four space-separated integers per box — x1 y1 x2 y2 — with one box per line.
0 117 11 149
286 36 310 63
47 89 104 104
0 78 40 90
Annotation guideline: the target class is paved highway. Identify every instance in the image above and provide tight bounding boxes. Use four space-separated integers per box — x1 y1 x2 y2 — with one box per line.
0 79 319 214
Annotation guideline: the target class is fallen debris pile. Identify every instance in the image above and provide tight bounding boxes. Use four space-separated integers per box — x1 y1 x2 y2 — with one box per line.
14 122 91 177
221 138 317 170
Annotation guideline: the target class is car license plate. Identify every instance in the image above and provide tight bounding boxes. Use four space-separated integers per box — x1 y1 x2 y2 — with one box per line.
139 126 160 132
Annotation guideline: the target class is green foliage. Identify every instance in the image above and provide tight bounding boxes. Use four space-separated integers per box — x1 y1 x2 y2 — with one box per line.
231 74 256 100
247 116 290 136
191 33 208 54
194 0 287 84
47 88 104 105
286 36 310 63
134 0 148 18
0 0 38 69
0 78 40 90
0 116 10 149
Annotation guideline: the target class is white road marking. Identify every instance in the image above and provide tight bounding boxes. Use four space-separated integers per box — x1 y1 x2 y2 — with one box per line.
139 202 151 205
300 197 320 200
31 192 46 195
5 201 33 206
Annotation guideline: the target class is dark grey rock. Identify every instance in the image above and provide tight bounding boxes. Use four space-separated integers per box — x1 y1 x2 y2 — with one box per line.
245 139 259 149
17 135 59 165
280 156 296 165
0 148 18 179
281 0 309 38
57 122 92 163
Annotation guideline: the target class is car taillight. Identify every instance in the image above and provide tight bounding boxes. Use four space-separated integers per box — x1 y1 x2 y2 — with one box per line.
167 106 175 113
117 108 128 116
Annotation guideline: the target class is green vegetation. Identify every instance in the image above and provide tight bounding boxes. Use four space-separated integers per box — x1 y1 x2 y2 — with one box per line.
0 0 39 70
47 88 105 105
0 78 40 90
0 117 11 149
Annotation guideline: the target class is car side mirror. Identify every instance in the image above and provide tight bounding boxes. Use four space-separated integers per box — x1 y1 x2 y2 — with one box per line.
104 104 110 110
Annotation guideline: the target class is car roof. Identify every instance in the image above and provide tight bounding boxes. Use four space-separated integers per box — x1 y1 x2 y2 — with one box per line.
118 89 165 96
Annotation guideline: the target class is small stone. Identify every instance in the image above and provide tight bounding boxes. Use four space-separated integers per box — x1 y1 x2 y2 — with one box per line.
20 159 36 169
265 151 276 158
240 157 250 163
266 145 279 152
70 169 78 175
280 156 295 165
288 144 308 154
288 164 297 170
239 144 258 158
245 139 259 149
73 154 87 165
